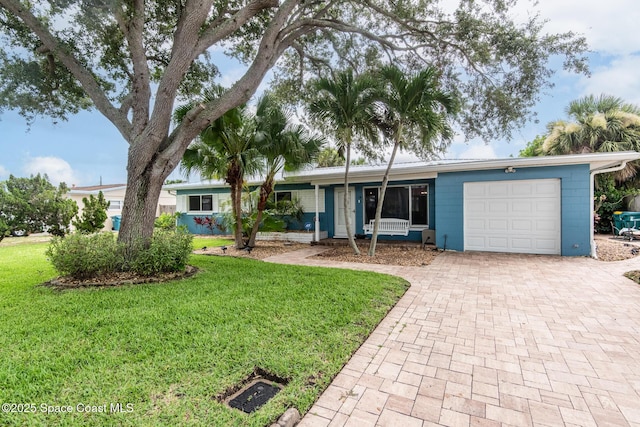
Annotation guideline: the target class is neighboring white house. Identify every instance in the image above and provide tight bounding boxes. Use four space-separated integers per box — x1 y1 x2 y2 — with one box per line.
68 184 176 231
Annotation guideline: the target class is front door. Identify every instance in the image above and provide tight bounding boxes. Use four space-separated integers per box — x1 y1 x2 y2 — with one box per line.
334 187 356 238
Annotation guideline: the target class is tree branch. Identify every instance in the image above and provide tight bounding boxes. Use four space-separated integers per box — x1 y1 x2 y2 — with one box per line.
0 0 133 139
194 0 279 56
159 0 300 171
114 0 151 137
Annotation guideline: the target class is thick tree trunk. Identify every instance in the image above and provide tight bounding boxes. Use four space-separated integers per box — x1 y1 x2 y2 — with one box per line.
247 180 273 248
368 141 400 257
344 144 360 255
118 152 168 258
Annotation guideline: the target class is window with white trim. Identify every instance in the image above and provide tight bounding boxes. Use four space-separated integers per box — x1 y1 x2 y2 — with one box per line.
188 194 214 212
363 185 429 227
275 191 292 202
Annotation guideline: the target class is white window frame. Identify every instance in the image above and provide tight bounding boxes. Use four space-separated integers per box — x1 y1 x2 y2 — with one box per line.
188 194 215 213
274 191 293 202
362 184 429 229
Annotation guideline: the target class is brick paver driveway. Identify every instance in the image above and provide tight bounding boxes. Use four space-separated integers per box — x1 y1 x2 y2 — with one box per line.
266 249 640 426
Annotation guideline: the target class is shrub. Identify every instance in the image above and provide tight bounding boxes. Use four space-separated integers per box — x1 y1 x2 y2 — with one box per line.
128 230 193 276
46 232 124 279
0 174 78 241
47 230 194 280
154 212 180 230
73 191 110 233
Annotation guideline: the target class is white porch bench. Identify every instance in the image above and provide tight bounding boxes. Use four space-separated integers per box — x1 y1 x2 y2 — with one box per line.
362 218 410 236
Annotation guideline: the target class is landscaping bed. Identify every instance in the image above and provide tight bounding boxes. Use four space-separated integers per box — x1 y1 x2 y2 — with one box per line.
595 234 640 261
314 244 441 266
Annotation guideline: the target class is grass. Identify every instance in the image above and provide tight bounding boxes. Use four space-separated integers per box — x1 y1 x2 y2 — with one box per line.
0 239 408 426
624 270 640 284
191 235 234 250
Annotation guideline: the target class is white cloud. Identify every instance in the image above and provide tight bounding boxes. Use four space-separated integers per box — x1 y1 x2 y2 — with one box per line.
577 55 640 106
23 156 79 186
0 165 9 179
451 142 499 160
511 0 640 56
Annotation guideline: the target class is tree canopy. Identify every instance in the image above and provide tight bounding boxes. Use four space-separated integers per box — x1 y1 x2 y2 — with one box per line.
0 0 589 248
0 174 77 240
529 95 640 182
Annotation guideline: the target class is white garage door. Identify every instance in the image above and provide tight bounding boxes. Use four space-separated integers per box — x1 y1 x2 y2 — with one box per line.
464 179 561 255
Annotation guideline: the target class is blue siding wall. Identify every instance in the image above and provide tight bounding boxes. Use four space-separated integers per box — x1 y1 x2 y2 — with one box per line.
326 179 436 242
435 164 591 256
176 183 329 235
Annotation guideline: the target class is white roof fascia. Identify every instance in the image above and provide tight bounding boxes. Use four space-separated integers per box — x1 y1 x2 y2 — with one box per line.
68 186 128 195
429 151 640 173
164 152 640 190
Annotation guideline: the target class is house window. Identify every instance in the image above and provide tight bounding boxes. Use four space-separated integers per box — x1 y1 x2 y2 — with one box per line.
363 185 429 227
275 191 292 202
189 195 213 212
411 186 429 226
107 200 122 210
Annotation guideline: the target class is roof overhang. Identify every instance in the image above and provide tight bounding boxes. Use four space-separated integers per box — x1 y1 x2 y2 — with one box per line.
163 152 640 190
287 152 640 186
68 185 127 195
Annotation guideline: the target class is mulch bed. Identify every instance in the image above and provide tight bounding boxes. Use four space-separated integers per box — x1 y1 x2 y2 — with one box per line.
314 244 441 267
42 265 199 290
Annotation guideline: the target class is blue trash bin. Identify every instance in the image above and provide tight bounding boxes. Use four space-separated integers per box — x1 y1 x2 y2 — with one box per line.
111 215 122 231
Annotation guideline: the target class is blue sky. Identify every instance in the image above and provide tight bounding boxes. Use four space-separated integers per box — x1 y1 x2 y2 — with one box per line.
1 0 639 186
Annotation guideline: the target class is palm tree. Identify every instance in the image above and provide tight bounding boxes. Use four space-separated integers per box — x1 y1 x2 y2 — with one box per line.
317 147 345 167
246 94 323 247
543 94 640 182
308 70 380 255
178 99 260 249
367 65 457 256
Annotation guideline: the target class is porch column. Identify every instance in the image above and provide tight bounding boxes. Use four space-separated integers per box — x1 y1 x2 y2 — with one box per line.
315 184 320 242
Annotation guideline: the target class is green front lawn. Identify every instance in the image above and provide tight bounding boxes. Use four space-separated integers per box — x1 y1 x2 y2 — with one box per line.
0 241 408 426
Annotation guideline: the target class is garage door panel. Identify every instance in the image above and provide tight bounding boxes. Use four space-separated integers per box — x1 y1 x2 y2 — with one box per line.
510 182 535 197
511 238 535 250
466 219 486 231
488 201 509 214
511 200 533 213
467 200 487 212
464 179 561 255
536 181 559 193
535 201 558 214
512 219 534 231
487 183 509 197
486 237 509 250
536 221 559 232
465 185 487 198
535 239 559 251
488 219 508 231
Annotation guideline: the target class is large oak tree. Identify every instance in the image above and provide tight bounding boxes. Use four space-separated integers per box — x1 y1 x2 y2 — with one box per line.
0 0 588 250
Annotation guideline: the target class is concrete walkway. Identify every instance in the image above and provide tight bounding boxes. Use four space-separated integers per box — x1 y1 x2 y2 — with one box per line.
265 248 640 427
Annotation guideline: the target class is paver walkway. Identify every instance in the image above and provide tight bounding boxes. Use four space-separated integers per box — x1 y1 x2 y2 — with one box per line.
265 248 640 427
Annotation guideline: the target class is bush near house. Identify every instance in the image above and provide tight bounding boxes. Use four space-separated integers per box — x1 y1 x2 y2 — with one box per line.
46 230 193 279
154 212 181 230
0 174 77 240
73 191 110 233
